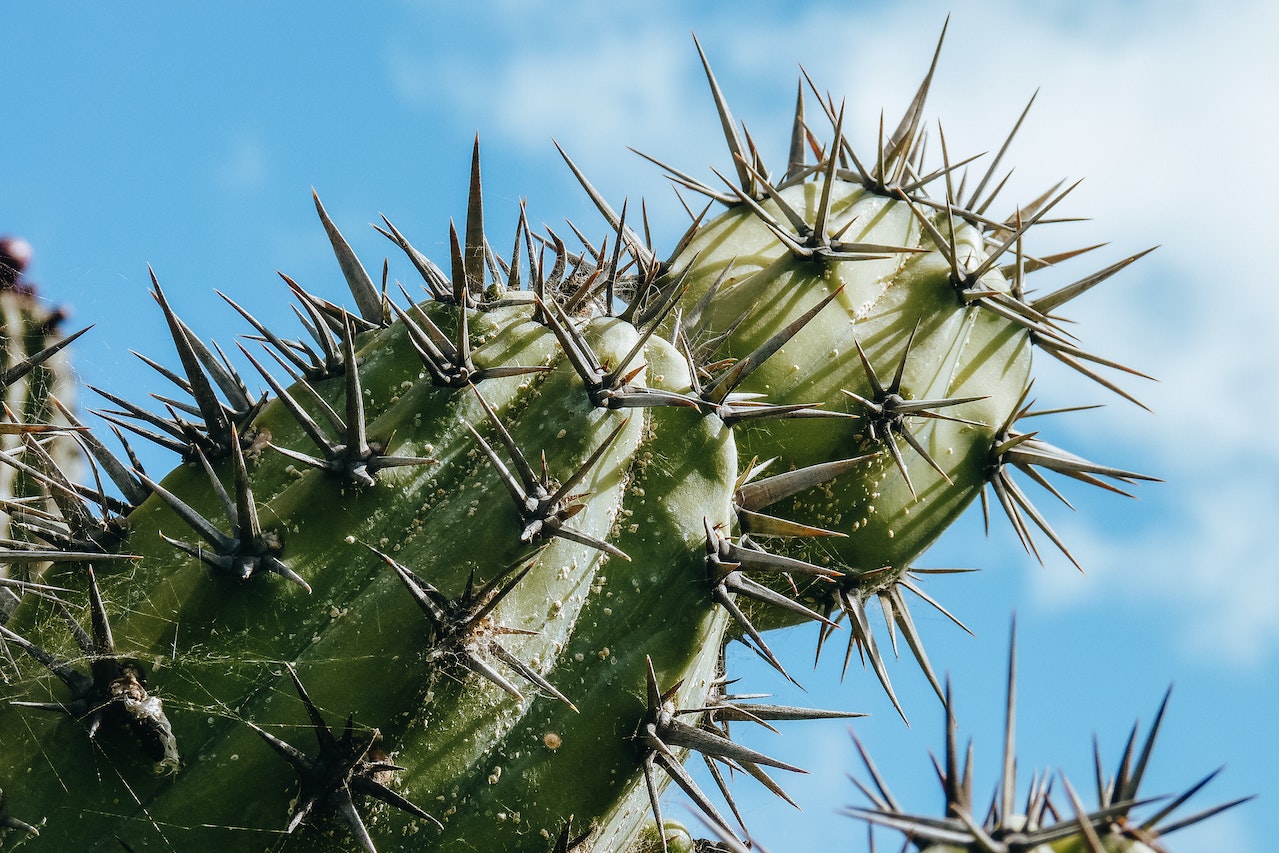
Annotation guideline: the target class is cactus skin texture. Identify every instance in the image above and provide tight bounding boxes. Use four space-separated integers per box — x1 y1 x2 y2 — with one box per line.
0 30 1245 853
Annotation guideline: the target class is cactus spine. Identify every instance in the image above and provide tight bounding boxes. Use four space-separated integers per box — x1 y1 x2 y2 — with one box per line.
0 29 1242 853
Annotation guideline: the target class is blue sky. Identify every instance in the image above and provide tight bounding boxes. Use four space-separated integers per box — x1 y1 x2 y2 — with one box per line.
4 2 1272 851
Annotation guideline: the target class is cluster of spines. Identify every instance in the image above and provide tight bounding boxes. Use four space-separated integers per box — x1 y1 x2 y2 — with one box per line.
0 567 178 770
243 663 442 853
844 624 1252 852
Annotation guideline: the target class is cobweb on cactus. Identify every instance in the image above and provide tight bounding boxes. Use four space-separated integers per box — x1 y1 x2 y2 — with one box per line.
0 20 1236 853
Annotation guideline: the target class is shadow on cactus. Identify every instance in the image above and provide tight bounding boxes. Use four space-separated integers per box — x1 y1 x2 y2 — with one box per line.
0 22 1237 853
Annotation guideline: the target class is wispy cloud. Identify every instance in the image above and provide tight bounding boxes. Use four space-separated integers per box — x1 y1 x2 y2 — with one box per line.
214 131 269 195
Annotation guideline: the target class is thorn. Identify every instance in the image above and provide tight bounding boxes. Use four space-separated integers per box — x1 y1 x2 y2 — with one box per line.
0 326 91 389
365 543 576 710
692 33 754 197
464 135 487 299
246 662 440 848
313 189 386 326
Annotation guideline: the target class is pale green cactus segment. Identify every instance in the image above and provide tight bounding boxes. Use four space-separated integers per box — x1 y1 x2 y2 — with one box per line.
0 276 86 582
665 180 1030 580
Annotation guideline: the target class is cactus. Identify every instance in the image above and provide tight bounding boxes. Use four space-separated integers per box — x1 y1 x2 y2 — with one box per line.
0 28 1242 853
0 236 87 620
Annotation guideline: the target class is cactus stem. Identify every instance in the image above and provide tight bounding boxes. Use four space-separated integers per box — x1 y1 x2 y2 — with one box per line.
245 663 440 852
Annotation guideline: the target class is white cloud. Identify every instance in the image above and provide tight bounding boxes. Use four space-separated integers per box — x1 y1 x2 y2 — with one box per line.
1028 465 1279 667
